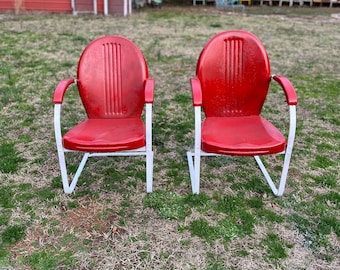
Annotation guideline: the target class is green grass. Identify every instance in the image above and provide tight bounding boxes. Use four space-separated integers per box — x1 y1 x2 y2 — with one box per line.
24 249 76 270
261 233 289 260
0 142 26 173
0 5 339 269
1 225 26 247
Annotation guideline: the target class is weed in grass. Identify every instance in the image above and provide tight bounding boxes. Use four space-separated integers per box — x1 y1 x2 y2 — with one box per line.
257 209 285 223
238 250 249 257
17 191 36 203
230 176 271 194
118 218 126 227
0 250 11 267
261 233 288 260
0 80 24 106
314 131 339 140
144 191 190 220
189 216 248 244
145 191 215 220
310 155 336 169
206 253 226 270
71 35 88 44
183 193 212 210
189 218 217 243
26 250 58 270
75 170 96 190
217 217 247 241
118 199 135 220
0 142 26 173
213 194 246 214
60 233 79 248
71 189 95 198
165 160 188 186
102 168 126 190
310 172 338 188
0 213 10 227
317 216 340 237
316 142 334 152
1 225 25 247
317 191 340 207
51 177 63 189
35 187 57 201
318 253 334 263
139 251 150 260
289 214 330 253
173 93 190 105
209 22 222 28
66 201 78 209
290 191 339 253
0 186 15 208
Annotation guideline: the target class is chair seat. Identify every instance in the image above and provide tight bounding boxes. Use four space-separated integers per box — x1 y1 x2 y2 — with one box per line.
63 118 145 152
201 116 286 156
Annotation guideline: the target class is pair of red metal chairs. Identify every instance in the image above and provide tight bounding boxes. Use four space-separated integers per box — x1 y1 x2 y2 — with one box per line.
53 31 297 196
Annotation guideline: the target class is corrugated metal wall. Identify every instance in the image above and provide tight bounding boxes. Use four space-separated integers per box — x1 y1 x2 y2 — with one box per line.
108 0 129 16
0 1 16 11
0 0 71 12
73 0 103 13
0 0 129 15
74 0 93 11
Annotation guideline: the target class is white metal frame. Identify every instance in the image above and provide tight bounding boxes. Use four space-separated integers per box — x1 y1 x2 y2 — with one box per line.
54 81 153 194
71 0 98 15
104 0 108 15
193 0 206 5
215 0 245 12
72 0 131 16
187 80 297 196
260 0 273 5
279 0 312 6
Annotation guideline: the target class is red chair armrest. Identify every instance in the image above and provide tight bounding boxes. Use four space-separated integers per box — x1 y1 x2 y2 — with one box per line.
272 75 298 105
145 78 154 104
53 78 75 104
190 78 203 106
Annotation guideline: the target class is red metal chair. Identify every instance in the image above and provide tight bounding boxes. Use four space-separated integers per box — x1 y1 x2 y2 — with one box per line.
53 36 154 194
187 30 297 196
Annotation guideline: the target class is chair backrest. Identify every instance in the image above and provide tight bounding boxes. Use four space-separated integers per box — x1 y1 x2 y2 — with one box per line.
77 36 148 119
196 30 271 117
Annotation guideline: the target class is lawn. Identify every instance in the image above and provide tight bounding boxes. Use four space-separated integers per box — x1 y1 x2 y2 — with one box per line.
0 5 339 270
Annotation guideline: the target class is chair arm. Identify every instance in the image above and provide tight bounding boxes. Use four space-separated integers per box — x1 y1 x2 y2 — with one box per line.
145 78 155 104
190 78 203 106
272 75 298 106
52 78 76 104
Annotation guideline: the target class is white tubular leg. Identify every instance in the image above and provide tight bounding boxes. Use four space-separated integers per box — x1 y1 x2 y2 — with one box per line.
54 104 71 193
188 106 202 194
277 105 296 195
67 152 90 193
255 105 297 196
187 151 194 189
254 155 279 195
145 103 153 193
54 104 89 194
146 151 153 193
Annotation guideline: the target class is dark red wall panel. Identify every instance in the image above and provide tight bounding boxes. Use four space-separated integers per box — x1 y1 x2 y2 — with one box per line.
0 0 71 12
